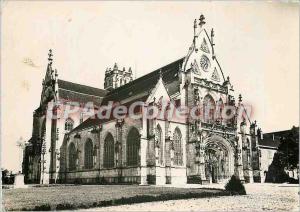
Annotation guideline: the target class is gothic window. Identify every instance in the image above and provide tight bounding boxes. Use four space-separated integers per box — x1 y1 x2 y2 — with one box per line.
104 133 114 168
200 55 211 72
173 128 183 166
127 127 140 166
156 125 163 165
65 118 74 132
84 139 94 169
68 143 76 171
268 150 273 159
203 95 216 123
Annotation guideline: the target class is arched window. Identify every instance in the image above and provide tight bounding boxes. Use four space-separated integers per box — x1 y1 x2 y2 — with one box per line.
68 143 77 171
104 133 114 168
156 125 163 165
65 118 74 132
84 139 94 169
203 95 216 123
127 127 140 166
173 128 183 166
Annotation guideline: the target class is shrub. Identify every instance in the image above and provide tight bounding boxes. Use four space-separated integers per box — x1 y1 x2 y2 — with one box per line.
225 175 246 195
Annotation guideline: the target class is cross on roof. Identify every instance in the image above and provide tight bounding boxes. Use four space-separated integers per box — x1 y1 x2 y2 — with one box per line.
199 14 206 27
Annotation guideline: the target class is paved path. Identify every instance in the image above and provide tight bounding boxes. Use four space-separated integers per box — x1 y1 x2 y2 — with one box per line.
85 183 299 211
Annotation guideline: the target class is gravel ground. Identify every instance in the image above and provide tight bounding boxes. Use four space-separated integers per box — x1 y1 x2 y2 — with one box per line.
85 183 299 211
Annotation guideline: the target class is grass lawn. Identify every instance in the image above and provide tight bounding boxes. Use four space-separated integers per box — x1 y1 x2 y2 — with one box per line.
3 185 230 211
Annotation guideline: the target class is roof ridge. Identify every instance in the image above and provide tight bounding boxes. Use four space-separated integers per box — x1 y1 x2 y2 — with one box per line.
57 79 107 92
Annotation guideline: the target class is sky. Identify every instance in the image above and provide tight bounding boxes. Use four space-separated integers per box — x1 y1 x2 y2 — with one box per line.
1 1 299 171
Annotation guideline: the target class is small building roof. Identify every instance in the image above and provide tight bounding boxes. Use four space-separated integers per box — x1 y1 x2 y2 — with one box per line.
258 137 280 149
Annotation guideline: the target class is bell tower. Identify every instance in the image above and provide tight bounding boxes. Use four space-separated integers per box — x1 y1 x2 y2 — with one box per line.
104 63 133 91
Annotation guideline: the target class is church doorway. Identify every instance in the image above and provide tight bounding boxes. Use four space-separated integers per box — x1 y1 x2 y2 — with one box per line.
204 136 234 184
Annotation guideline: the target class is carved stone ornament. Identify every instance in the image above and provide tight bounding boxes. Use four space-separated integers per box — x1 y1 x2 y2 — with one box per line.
200 38 210 54
200 54 211 72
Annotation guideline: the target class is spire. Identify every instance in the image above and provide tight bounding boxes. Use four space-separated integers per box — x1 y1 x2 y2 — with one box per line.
48 49 53 66
44 49 54 85
199 14 206 28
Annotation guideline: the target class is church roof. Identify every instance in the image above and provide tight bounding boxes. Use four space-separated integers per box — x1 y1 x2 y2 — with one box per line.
258 127 299 149
102 57 184 105
70 57 184 133
258 137 280 149
57 79 108 106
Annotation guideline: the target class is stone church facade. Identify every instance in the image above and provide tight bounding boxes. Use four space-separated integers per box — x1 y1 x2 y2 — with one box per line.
23 15 264 185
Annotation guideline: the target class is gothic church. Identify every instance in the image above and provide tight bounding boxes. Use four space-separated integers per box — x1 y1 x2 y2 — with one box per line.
23 15 264 185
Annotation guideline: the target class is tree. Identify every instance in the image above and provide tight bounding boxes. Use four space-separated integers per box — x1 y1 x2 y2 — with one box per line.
276 126 299 170
267 126 299 183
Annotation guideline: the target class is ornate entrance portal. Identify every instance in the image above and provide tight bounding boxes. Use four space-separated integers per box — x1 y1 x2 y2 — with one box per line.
204 135 235 184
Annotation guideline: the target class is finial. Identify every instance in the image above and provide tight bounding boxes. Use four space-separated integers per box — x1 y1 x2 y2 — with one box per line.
238 94 242 103
128 67 132 73
159 69 163 79
211 28 214 39
193 19 197 37
55 69 58 78
199 14 206 28
48 49 53 65
113 63 118 70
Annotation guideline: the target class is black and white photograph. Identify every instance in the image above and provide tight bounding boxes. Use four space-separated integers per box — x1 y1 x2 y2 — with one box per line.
1 1 299 211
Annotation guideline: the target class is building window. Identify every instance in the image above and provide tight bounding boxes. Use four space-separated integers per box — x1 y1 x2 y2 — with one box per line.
84 139 93 169
203 95 216 123
173 128 183 166
68 143 76 171
65 118 74 132
127 127 140 166
104 133 114 168
156 124 163 165
268 150 273 159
